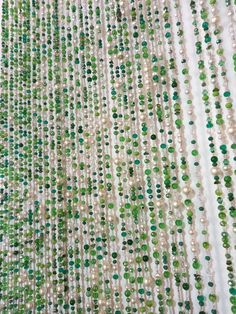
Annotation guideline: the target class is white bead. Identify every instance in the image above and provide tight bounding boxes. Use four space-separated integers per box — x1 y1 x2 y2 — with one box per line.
183 187 190 194
173 201 179 208
211 167 219 175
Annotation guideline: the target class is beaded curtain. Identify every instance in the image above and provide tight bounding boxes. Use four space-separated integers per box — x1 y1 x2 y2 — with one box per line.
0 0 236 313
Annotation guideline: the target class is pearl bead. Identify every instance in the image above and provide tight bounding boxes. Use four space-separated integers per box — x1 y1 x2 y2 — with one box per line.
173 201 179 208
183 187 190 194
211 167 219 175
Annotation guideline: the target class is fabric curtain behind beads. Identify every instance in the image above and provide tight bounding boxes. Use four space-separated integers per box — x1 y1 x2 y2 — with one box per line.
0 1 236 313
